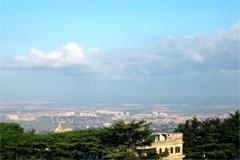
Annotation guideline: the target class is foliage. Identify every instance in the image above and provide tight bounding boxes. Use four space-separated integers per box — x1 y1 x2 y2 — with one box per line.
99 120 155 159
0 120 156 160
175 110 240 159
3 110 238 160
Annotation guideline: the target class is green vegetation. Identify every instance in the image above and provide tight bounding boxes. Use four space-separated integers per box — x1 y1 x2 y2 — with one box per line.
0 120 158 160
175 110 240 159
1 111 239 159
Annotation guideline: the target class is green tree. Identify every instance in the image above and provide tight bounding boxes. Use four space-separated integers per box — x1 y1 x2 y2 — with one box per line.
99 120 155 159
175 110 240 159
0 120 164 159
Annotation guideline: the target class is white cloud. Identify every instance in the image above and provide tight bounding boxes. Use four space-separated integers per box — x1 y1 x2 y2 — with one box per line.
4 42 125 78
1 23 239 80
14 42 86 67
133 23 240 76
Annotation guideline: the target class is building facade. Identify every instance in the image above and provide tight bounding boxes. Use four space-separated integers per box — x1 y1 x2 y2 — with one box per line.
54 122 72 133
138 132 185 160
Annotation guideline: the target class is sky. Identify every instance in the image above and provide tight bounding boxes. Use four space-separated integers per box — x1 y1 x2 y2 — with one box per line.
0 0 240 104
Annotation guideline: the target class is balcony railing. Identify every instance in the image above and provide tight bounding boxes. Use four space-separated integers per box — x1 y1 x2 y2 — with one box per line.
153 139 183 145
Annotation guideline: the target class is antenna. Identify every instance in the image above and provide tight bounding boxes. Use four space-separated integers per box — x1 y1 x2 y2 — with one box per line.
58 121 61 127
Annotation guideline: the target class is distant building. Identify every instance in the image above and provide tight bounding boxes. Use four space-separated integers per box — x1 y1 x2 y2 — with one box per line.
6 114 19 120
54 122 72 133
137 132 185 160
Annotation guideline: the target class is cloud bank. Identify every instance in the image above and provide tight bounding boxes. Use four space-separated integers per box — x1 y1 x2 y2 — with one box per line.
14 43 86 68
1 23 239 80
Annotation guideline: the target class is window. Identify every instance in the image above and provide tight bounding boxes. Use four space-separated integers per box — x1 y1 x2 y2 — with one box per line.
170 147 173 153
175 147 181 153
163 134 167 141
159 148 162 154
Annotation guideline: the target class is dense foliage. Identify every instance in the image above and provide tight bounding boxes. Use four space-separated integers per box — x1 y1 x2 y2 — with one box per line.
0 120 157 160
175 110 240 159
1 111 239 159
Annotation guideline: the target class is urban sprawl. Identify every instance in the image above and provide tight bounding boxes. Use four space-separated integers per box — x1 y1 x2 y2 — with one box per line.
0 102 236 133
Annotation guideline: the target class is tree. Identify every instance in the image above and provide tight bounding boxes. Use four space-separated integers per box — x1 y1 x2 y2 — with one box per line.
99 120 155 159
175 110 240 159
0 120 156 159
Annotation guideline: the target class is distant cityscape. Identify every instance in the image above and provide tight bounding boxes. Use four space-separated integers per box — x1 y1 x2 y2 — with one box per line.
0 101 238 133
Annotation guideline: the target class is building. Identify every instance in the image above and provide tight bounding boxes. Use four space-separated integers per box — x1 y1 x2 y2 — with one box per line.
138 132 185 160
6 114 19 120
54 122 72 133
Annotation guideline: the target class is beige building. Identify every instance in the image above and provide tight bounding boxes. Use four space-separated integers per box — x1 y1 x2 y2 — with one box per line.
138 132 185 160
54 122 72 133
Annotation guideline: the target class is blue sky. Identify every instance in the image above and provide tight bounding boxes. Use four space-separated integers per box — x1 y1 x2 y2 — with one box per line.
0 0 239 104
1 0 239 54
